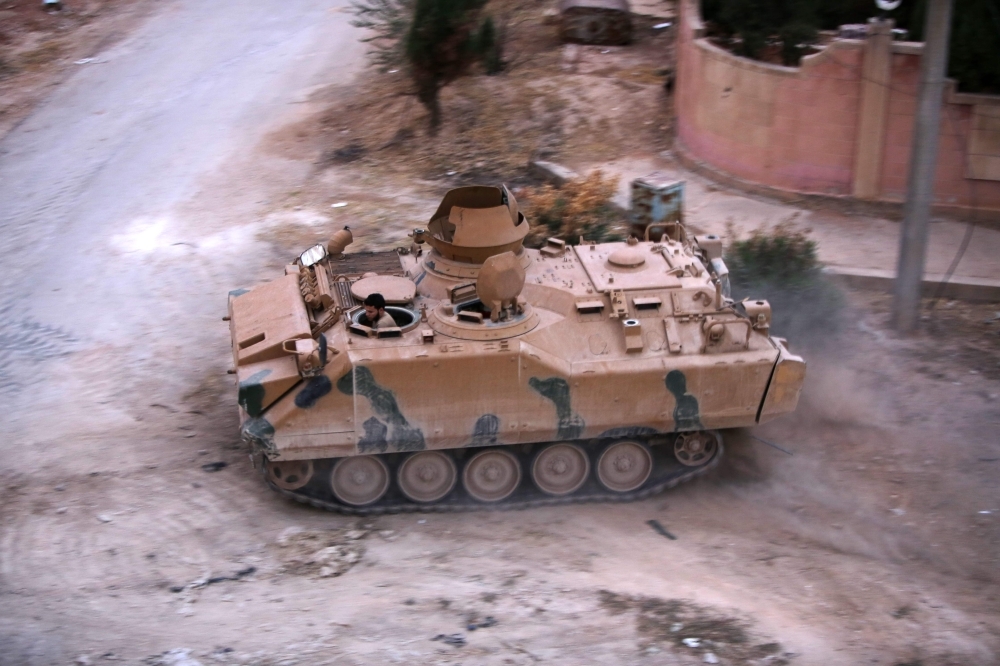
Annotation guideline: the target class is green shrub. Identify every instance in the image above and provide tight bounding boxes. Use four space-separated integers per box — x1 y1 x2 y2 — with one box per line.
405 0 488 132
725 221 819 285
353 0 492 132
725 222 842 344
475 15 505 75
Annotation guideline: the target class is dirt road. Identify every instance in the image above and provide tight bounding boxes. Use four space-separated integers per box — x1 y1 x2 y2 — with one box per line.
0 0 364 439
1 2 998 665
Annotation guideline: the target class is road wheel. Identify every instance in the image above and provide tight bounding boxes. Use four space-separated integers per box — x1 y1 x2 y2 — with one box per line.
673 431 720 467
463 449 521 503
266 459 314 491
330 456 390 506
596 441 652 493
532 443 589 496
398 451 457 503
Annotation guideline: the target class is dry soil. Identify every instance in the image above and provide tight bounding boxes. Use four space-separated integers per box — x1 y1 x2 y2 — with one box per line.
1 1 998 665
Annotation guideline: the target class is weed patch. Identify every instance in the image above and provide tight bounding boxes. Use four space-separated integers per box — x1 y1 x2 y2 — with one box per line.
597 590 787 663
519 170 624 246
19 41 63 69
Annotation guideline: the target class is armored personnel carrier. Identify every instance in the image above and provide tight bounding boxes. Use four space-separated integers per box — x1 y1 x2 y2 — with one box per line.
226 185 805 513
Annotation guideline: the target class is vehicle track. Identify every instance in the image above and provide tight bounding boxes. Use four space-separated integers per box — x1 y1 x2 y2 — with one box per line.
264 439 723 515
0 299 80 393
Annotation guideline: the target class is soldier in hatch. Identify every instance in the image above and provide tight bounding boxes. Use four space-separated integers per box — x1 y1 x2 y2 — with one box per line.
362 293 397 330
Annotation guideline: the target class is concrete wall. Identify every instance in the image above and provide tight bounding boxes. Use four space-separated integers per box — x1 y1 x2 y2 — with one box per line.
674 0 1000 216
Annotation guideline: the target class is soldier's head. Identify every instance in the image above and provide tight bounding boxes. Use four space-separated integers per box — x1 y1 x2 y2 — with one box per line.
363 293 386 321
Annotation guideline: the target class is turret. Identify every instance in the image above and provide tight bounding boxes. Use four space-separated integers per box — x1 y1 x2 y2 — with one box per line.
412 185 528 264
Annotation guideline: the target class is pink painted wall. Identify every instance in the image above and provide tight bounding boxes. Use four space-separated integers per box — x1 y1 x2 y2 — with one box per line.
675 0 1000 213
880 54 996 210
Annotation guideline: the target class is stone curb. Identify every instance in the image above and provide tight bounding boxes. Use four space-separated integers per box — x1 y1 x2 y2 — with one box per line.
528 160 580 187
824 266 1000 302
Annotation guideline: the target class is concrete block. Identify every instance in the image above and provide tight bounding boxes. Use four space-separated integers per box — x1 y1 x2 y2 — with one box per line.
824 266 1000 302
528 160 580 187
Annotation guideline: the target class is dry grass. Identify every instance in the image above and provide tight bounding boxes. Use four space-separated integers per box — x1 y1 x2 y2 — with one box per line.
259 0 676 255
305 0 562 182
519 169 624 246
18 40 63 69
303 0 674 184
0 57 15 80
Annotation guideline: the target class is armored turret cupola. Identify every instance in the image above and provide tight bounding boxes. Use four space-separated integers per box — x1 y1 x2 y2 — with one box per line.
414 185 529 264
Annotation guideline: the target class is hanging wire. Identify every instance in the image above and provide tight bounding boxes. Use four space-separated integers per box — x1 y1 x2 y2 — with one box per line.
758 30 988 315
927 98 980 310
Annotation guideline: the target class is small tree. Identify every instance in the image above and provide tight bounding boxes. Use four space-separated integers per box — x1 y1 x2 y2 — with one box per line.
352 0 508 132
405 0 488 133
351 0 416 71
475 16 505 75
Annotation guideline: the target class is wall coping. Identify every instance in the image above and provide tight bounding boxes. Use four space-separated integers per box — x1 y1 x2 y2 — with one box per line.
685 0 705 37
946 82 1000 107
693 36 867 78
684 0 999 108
694 38 799 76
672 140 1000 227
892 41 924 55
687 0 865 80
682 0 1000 112
800 39 863 70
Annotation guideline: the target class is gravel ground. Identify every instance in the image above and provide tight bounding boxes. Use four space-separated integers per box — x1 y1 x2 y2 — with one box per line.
0 1 997 665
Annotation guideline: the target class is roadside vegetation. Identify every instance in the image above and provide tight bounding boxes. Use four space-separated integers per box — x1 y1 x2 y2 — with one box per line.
725 222 843 343
352 0 509 133
519 171 624 247
306 0 672 188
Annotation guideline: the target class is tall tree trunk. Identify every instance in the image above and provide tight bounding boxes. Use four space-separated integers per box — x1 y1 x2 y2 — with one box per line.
417 82 442 135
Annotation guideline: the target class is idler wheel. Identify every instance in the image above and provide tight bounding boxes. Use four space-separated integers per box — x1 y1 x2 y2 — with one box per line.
463 449 521 503
330 456 390 506
266 459 314 491
597 441 653 493
532 443 590 496
673 431 720 467
398 451 458 503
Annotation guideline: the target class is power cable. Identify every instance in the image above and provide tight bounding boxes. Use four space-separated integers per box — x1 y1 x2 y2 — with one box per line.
746 31 989 312
927 97 981 310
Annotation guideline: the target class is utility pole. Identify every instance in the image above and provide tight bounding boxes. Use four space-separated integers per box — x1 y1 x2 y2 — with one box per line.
891 0 954 333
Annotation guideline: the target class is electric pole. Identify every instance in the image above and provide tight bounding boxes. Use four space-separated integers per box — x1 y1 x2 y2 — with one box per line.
891 0 954 333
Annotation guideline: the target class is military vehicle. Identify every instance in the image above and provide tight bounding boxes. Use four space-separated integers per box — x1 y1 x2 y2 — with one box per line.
226 185 805 513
